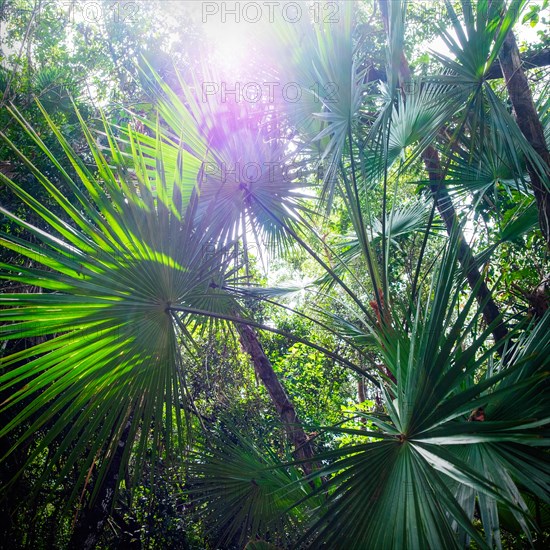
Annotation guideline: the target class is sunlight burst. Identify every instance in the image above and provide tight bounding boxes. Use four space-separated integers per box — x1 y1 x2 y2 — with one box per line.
204 20 256 76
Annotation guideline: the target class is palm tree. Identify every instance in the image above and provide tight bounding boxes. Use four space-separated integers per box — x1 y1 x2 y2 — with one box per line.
0 72 332 543
1 0 549 548
186 1 549 546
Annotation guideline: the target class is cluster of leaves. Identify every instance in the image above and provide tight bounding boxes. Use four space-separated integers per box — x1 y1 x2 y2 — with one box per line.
0 0 549 549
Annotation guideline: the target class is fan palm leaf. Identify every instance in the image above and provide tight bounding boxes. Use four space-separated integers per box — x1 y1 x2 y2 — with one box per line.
187 426 314 549
0 101 239 504
288 234 549 549
429 0 548 187
122 65 314 254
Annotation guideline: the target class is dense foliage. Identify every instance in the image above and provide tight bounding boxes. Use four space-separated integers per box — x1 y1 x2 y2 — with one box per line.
1 1 549 548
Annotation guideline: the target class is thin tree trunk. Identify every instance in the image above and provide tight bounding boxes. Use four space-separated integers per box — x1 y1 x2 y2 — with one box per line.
378 0 508 348
423 147 509 346
498 29 550 246
234 320 314 472
69 418 136 550
357 377 366 404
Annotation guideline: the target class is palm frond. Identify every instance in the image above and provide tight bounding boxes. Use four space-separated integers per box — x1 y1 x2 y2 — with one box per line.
187 425 313 549
286 235 549 549
0 101 239 505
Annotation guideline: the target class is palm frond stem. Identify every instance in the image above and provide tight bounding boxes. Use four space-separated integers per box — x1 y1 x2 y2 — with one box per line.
170 307 380 385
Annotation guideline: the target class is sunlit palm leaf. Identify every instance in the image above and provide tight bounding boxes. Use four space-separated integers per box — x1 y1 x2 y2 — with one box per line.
0 102 238 504
119 66 314 256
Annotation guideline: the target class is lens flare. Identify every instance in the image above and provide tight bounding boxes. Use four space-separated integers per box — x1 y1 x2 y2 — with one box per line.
204 20 255 77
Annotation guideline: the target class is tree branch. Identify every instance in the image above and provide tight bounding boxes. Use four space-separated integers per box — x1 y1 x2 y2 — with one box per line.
361 47 550 84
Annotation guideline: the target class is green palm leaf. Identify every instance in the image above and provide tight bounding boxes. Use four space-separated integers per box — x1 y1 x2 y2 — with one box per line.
287 235 549 549
0 101 237 504
429 0 548 188
118 66 313 256
187 425 313 549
